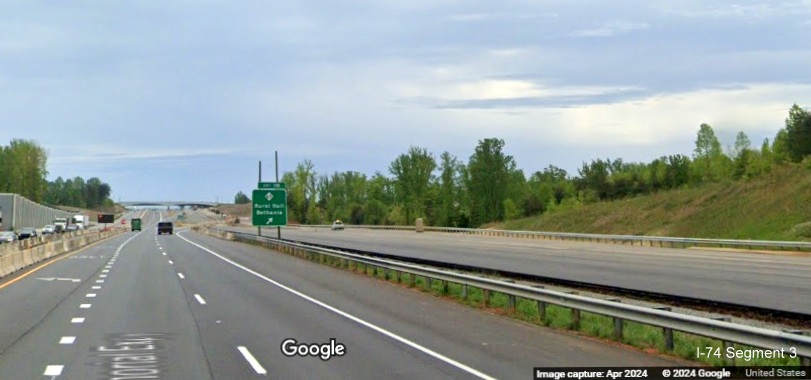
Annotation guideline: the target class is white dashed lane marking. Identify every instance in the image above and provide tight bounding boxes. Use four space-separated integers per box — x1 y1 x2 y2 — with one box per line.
92 286 101 290
80 304 91 309
86 294 97 298
44 365 64 376
178 273 185 279
237 346 268 375
194 294 206 305
71 318 85 324
59 336 76 345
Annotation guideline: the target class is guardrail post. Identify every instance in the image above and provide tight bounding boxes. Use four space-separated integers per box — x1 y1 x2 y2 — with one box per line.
483 289 490 307
407 273 414 287
505 280 516 311
537 301 547 324
654 306 674 351
440 280 448 295
571 308 581 330
567 291 580 330
395 270 401 283
461 284 468 300
425 277 432 291
607 298 623 341
711 317 734 365
786 330 811 366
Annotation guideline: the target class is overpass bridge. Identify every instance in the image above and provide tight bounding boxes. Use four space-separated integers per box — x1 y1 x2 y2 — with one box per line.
119 201 219 209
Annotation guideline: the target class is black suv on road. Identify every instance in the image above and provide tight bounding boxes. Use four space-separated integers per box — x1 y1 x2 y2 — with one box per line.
157 222 174 235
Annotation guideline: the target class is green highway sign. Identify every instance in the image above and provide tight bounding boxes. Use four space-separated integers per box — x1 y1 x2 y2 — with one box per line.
252 188 288 226
258 182 286 189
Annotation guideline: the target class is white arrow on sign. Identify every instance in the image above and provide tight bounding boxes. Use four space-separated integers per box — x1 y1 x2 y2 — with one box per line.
265 192 274 201
266 218 273 225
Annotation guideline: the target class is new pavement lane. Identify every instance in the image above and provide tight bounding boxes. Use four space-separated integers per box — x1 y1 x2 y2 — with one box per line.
225 226 811 315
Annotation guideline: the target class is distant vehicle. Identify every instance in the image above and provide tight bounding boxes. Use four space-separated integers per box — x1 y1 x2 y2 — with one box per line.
0 231 17 244
331 220 344 231
18 227 37 240
54 217 68 233
65 225 79 232
42 225 55 235
131 218 142 231
157 222 173 235
72 214 88 230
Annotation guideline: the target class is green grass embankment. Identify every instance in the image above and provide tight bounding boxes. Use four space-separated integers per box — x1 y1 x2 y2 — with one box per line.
496 165 811 241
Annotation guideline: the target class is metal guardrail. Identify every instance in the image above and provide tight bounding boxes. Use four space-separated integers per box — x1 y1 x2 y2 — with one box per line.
284 224 811 251
207 227 811 366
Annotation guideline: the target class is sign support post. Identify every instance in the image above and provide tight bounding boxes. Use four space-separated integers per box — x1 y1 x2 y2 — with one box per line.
252 153 286 235
276 151 280 239
258 160 262 237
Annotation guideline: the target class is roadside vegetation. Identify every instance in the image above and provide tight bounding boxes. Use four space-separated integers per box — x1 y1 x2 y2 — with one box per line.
234 103 811 239
0 139 116 210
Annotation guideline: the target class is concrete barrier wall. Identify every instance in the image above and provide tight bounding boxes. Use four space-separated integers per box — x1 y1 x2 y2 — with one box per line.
0 193 77 232
0 228 126 280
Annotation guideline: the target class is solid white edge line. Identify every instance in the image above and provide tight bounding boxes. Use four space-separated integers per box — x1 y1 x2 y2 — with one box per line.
237 346 268 375
59 336 76 344
194 294 206 305
44 365 64 376
177 232 497 380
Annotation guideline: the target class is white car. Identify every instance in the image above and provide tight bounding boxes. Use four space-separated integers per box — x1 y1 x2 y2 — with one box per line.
42 225 55 234
331 221 344 231
0 231 17 244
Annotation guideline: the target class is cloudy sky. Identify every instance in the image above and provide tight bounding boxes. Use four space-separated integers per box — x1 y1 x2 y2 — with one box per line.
2 1 810 202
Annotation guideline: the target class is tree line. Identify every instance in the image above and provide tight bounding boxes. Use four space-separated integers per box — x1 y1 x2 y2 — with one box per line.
44 176 113 209
0 139 114 209
235 103 811 227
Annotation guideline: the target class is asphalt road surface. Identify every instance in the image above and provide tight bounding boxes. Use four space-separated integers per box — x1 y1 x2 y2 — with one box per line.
0 212 675 380
229 225 811 315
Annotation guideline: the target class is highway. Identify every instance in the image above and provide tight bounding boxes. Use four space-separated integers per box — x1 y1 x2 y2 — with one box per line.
228 225 811 316
0 211 676 379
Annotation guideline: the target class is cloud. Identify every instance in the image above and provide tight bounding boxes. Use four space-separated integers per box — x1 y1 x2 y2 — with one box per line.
657 1 811 22
446 13 490 22
397 78 645 109
568 21 649 37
